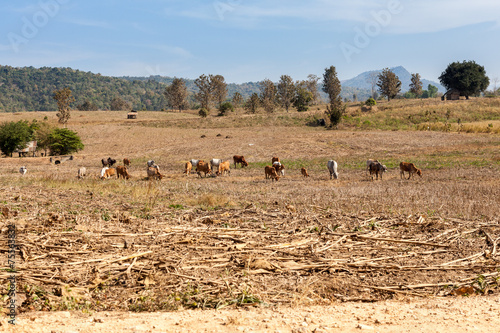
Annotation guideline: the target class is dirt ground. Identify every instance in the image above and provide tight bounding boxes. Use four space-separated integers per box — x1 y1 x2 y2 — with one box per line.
3 295 500 332
1 111 499 331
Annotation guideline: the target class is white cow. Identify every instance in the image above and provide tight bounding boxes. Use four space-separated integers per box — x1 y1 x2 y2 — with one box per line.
210 159 223 172
272 161 285 176
19 166 27 175
327 160 338 179
77 167 87 179
190 159 202 168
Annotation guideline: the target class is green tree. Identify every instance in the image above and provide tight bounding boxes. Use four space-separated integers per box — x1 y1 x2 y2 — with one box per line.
0 121 34 156
293 81 313 112
409 73 423 97
427 84 438 98
277 75 295 112
48 128 84 155
439 60 489 99
164 77 188 112
244 93 260 113
34 121 57 156
377 68 402 101
322 66 345 128
259 79 277 113
53 87 75 125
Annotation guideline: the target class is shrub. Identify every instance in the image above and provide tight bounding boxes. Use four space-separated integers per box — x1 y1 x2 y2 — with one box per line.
198 108 209 118
365 98 377 106
218 102 234 116
48 128 84 155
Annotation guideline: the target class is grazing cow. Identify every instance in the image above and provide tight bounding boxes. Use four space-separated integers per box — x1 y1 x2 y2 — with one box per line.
272 157 280 164
189 159 203 169
102 157 117 167
77 167 86 179
146 166 163 180
101 167 117 179
327 160 339 179
123 158 131 166
265 165 280 182
272 161 285 176
366 159 379 176
19 166 27 175
184 161 192 175
369 162 387 180
196 161 212 178
400 162 422 180
147 160 156 168
116 166 130 179
210 158 223 172
217 161 231 176
233 155 248 168
301 167 309 177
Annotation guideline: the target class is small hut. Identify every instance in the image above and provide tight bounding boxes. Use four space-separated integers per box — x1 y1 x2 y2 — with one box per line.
15 140 37 157
127 110 138 119
441 89 461 101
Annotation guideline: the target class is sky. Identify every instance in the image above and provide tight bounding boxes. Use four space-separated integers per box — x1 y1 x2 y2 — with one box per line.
1 1 499 86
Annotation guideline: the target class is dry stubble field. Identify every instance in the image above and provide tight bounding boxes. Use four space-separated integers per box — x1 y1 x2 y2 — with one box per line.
1 109 500 332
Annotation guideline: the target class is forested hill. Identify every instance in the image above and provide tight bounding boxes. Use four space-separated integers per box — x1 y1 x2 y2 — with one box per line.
0 65 167 111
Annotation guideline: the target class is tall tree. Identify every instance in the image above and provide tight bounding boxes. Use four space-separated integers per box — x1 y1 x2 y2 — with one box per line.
427 84 438 98
409 73 423 97
306 74 321 104
164 77 188 112
53 87 75 125
377 68 402 101
194 74 213 111
439 60 489 99
322 66 345 128
244 93 260 113
277 75 295 112
231 92 243 109
259 79 277 113
211 75 227 109
293 81 313 112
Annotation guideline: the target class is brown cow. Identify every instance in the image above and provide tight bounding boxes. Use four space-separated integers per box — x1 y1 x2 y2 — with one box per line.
101 167 117 179
273 161 285 176
272 157 280 164
301 167 309 177
196 161 212 178
233 155 248 168
218 161 231 176
147 166 163 180
400 162 422 180
123 158 131 166
184 161 192 175
116 165 130 179
265 165 280 182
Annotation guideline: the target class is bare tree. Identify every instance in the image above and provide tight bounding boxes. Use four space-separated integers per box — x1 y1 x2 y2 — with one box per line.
110 97 131 111
367 72 379 98
409 73 423 98
277 75 295 112
244 93 260 113
164 77 188 112
211 75 227 109
377 68 402 101
53 87 75 125
259 79 277 113
493 77 499 95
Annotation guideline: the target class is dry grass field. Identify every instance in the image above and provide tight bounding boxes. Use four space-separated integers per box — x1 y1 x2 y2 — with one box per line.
1 101 499 329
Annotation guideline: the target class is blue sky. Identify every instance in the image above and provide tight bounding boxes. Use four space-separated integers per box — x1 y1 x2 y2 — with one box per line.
1 1 499 86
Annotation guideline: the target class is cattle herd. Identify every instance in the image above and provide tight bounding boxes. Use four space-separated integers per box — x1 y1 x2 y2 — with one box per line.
17 155 423 181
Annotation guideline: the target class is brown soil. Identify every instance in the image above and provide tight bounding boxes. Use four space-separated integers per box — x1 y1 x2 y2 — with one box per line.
0 111 499 331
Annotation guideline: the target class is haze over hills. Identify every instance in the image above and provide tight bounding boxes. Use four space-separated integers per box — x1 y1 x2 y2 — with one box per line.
0 65 445 112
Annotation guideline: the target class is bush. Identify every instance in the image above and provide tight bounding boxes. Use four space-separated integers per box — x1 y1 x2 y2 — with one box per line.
198 108 209 118
325 103 346 129
48 128 84 155
218 102 234 116
365 98 377 106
